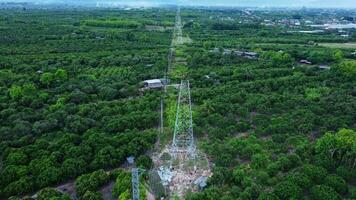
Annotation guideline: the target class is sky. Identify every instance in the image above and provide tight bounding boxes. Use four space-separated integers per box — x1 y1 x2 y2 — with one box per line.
2 0 356 8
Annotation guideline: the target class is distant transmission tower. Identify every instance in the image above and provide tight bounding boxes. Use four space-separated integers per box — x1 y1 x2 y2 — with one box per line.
172 80 196 157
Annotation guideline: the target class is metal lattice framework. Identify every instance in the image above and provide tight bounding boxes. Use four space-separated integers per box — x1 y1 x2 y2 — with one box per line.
132 167 167 200
171 80 196 157
132 168 140 200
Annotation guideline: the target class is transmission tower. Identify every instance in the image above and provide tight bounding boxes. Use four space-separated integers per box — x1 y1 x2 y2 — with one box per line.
171 80 196 157
132 168 140 200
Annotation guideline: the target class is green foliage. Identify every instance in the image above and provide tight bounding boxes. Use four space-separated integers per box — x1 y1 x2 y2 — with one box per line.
136 155 154 169
37 188 71 200
310 185 342 200
324 174 348 194
286 172 312 189
251 153 270 169
75 170 110 199
9 85 23 100
261 51 294 67
5 151 28 165
274 181 302 199
333 50 343 62
257 192 280 200
83 19 142 28
40 72 54 87
82 191 103 200
0 7 165 199
112 170 131 198
305 89 320 101
350 187 356 199
112 170 146 200
337 60 356 78
315 129 356 169
54 69 68 81
301 164 327 184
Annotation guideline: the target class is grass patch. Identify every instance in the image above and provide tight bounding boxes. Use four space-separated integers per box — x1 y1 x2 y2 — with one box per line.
318 43 356 49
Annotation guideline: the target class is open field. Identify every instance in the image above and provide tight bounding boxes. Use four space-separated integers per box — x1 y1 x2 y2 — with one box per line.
319 42 356 49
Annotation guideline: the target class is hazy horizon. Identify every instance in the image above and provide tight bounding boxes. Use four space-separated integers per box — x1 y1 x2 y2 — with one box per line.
1 0 356 8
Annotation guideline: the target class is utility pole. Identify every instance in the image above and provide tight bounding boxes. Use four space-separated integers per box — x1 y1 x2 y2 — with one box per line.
161 99 164 135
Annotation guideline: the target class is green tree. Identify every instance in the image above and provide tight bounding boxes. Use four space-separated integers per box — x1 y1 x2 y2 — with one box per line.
324 175 348 194
301 164 327 184
136 155 153 169
286 172 312 189
40 72 54 87
112 171 131 198
37 188 71 200
2 177 33 197
5 151 28 165
333 50 343 62
337 61 356 78
9 85 23 100
251 153 269 169
22 83 36 97
257 192 280 200
75 170 109 198
54 69 68 81
315 129 356 169
82 191 103 200
61 158 87 178
310 185 342 200
274 181 302 199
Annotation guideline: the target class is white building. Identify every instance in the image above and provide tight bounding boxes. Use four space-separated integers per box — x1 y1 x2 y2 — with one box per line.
143 79 163 89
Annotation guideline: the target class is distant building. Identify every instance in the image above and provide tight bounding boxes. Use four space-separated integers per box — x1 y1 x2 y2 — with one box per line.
212 48 258 59
143 79 163 89
299 59 312 65
233 50 244 56
244 51 258 57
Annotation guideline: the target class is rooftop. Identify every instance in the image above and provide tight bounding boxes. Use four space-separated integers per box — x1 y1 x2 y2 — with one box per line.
144 79 162 84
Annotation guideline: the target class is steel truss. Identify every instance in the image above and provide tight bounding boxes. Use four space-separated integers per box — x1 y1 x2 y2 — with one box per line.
132 168 140 200
171 80 196 158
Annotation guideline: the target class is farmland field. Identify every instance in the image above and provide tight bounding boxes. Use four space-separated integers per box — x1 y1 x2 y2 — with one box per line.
319 42 356 49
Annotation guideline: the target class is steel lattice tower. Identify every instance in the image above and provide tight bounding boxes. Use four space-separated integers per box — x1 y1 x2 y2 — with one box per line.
172 80 196 157
132 168 140 200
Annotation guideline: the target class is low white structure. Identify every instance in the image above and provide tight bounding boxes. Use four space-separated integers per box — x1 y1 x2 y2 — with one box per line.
319 65 331 70
143 79 163 89
300 59 312 65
